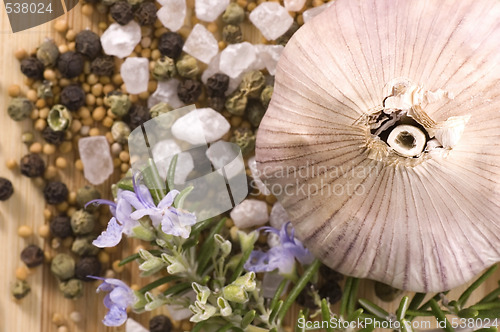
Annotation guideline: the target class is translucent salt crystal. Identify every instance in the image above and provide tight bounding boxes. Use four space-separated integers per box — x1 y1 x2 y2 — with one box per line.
172 108 230 144
230 199 269 229
101 21 141 59
126 318 148 332
182 24 218 64
255 44 284 76
263 273 287 298
148 79 184 109
121 57 149 94
249 2 293 40
206 141 245 179
219 42 257 79
248 156 270 195
303 2 333 23
157 0 186 31
284 0 306 11
152 139 194 184
270 202 289 229
195 0 229 22
78 136 114 185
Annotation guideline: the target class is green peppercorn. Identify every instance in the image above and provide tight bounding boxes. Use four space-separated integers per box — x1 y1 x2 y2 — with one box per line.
48 104 72 131
222 3 245 25
239 70 265 98
36 39 60 67
260 85 273 108
246 100 266 127
153 56 176 81
76 185 101 211
175 54 199 79
374 281 403 302
105 92 131 117
225 89 248 116
72 235 100 257
149 102 173 118
51 253 75 281
127 0 143 6
37 80 53 99
70 210 96 235
59 278 83 299
12 280 31 300
111 121 131 144
222 25 243 44
230 128 256 156
7 98 33 121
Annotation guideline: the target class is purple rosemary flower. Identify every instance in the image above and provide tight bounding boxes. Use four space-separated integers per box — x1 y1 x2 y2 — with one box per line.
244 222 314 276
91 276 136 327
130 178 197 238
87 189 142 248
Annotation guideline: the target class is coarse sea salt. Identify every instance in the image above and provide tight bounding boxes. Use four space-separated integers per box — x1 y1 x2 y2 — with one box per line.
148 79 185 109
171 108 230 145
157 0 186 31
101 21 141 59
78 136 114 185
219 42 257 79
195 0 229 22
230 199 269 229
182 24 219 64
249 2 293 40
121 57 149 94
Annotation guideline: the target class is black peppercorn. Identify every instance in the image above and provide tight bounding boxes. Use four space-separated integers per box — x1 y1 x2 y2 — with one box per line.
207 96 226 112
43 181 69 205
75 257 101 281
60 85 86 111
20 153 45 178
206 73 229 97
177 79 202 104
57 52 84 79
149 315 173 332
20 245 45 268
124 104 151 130
91 55 115 76
110 1 134 25
20 57 44 79
50 215 73 238
134 1 157 25
374 281 403 302
42 127 66 145
158 32 184 59
75 30 102 59
297 283 318 309
319 265 343 282
318 281 342 305
0 178 14 201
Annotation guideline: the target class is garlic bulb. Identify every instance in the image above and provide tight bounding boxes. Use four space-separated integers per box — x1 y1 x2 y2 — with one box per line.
255 0 500 292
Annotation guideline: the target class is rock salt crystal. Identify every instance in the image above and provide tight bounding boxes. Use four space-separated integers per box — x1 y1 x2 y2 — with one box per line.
248 156 270 195
171 108 230 144
157 0 186 31
249 2 293 40
219 42 257 79
78 136 114 185
303 2 333 23
101 21 141 59
148 79 184 109
206 141 245 179
255 44 284 76
125 318 148 332
182 24 219 64
151 139 194 184
195 0 229 22
284 0 306 11
270 202 289 229
230 199 269 229
201 53 242 95
121 57 149 94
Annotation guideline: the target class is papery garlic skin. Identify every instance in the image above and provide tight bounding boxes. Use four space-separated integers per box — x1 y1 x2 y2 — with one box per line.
256 0 500 292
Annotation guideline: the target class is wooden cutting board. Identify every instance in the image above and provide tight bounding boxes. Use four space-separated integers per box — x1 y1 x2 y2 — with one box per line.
0 3 498 332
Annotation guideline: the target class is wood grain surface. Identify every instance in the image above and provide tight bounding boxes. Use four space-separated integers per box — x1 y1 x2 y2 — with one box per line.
0 2 499 332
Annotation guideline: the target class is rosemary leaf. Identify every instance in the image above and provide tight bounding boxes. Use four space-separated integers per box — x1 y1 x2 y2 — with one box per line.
358 299 389 320
295 310 306 332
162 282 191 297
269 300 283 324
458 264 498 307
277 259 321 323
396 296 410 321
166 154 178 192
118 249 163 266
139 275 181 294
270 278 288 311
347 278 360 316
197 218 226 274
321 299 333 332
429 299 453 332
340 277 353 317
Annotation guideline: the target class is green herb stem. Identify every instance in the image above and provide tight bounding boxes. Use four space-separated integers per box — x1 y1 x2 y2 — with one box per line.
458 265 498 307
429 299 453 332
139 275 181 293
321 299 334 332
